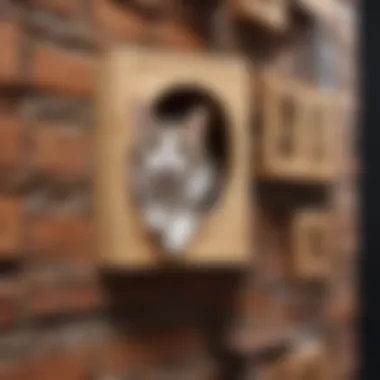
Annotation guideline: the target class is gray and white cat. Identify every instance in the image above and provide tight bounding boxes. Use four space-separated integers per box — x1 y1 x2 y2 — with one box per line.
131 104 216 256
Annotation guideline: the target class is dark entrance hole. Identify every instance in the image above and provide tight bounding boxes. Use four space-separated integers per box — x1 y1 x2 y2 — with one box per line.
151 85 231 212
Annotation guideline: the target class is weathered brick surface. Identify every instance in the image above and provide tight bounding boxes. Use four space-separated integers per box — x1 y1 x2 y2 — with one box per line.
26 215 93 260
93 0 150 44
31 123 89 180
96 326 209 375
30 0 78 16
26 271 102 316
0 0 356 377
154 22 205 51
0 20 22 85
0 114 23 169
0 198 22 256
29 43 95 97
0 277 25 327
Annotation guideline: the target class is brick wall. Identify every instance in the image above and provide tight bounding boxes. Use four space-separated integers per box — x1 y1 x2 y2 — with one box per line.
0 0 357 379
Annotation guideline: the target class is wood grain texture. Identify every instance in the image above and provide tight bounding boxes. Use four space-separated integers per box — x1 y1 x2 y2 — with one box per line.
257 70 346 183
95 47 251 268
290 209 333 281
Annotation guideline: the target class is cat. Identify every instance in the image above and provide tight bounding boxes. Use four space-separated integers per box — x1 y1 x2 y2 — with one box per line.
130 103 217 256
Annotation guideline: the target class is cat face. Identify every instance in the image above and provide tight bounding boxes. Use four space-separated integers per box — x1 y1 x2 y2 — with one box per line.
133 104 209 178
131 104 213 254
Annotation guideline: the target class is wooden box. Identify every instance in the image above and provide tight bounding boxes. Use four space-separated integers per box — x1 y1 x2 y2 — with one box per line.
257 72 343 183
290 210 332 280
230 0 289 32
95 46 251 269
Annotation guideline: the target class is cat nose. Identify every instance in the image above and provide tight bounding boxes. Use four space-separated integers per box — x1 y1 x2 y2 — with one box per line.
159 171 178 183
160 171 185 190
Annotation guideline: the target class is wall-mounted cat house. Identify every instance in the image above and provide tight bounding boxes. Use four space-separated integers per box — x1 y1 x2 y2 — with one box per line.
95 46 250 269
256 71 345 184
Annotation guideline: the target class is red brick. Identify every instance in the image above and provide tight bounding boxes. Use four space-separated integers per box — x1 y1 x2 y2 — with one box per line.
0 279 24 326
154 22 204 51
0 198 22 257
31 0 77 15
31 350 90 380
26 215 93 260
98 327 206 373
0 115 23 169
32 124 89 180
0 20 22 85
30 43 95 98
0 364 28 380
27 283 103 316
94 0 149 43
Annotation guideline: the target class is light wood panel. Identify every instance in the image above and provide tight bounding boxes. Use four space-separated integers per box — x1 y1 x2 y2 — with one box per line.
95 46 251 269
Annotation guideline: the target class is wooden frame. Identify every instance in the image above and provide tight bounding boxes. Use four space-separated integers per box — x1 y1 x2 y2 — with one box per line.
95 46 251 269
257 71 344 183
230 0 289 32
290 209 332 280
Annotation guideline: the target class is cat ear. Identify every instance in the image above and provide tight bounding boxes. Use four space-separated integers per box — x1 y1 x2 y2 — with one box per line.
184 105 209 142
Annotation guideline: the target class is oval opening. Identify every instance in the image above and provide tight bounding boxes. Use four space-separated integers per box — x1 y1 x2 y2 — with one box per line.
150 84 231 212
